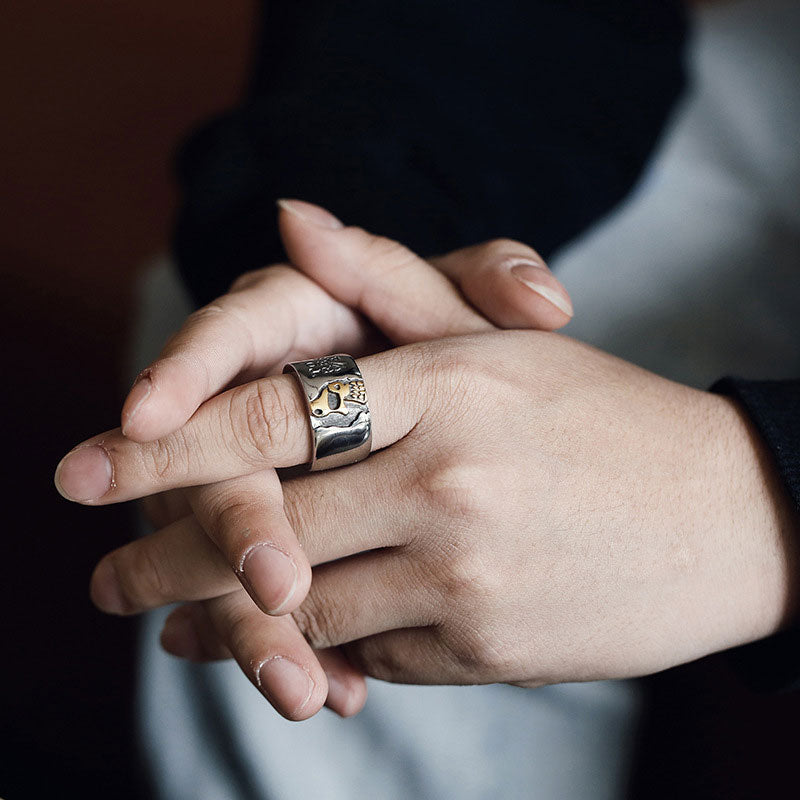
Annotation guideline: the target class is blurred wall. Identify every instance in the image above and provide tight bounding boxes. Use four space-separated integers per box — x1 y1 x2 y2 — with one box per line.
0 3 254 797
1 3 796 799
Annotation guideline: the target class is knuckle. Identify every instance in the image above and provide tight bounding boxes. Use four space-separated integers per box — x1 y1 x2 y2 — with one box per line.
206 492 250 531
183 303 242 344
190 300 255 356
417 462 493 522
482 237 537 264
442 547 492 601
438 623 510 676
343 640 403 683
422 532 500 611
291 597 342 650
143 428 196 481
428 344 480 392
204 493 262 562
230 380 294 462
229 268 265 292
350 229 419 277
230 264 295 293
355 228 410 262
185 303 225 327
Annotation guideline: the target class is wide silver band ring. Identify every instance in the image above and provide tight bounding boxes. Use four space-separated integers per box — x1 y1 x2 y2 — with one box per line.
283 354 372 471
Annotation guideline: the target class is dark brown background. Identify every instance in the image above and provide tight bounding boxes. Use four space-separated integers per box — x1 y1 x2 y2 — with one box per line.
1 3 254 796
0 2 795 798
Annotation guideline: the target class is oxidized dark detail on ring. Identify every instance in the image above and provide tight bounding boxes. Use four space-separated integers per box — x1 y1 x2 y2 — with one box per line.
283 354 372 471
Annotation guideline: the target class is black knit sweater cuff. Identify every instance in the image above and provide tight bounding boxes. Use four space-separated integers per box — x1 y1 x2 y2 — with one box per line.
711 377 800 692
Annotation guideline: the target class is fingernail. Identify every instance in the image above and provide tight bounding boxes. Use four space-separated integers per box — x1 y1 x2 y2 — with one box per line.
510 262 573 317
277 198 344 230
122 374 152 436
90 558 127 615
161 609 203 660
241 545 298 615
54 444 113 502
257 656 315 716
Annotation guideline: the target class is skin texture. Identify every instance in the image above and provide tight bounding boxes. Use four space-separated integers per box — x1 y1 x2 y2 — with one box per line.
56 203 797 721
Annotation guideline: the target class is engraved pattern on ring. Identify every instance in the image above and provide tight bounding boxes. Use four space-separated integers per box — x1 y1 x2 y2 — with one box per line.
284 354 372 471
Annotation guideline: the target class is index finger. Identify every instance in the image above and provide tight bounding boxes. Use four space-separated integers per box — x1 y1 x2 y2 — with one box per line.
120 265 367 443
54 342 432 505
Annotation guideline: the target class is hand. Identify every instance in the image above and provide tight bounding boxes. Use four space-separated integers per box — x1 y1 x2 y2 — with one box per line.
118 199 573 446
103 198 572 532
59 330 797 716
126 334 797 693
56 203 574 718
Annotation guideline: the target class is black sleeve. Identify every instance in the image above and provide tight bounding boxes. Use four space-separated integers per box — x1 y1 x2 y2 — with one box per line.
712 378 800 692
172 0 686 307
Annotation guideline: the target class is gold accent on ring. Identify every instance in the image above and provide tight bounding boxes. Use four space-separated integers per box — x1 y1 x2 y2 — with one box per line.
308 378 367 417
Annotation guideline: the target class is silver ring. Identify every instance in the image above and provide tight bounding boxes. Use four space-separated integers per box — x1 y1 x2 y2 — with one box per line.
283 354 372 471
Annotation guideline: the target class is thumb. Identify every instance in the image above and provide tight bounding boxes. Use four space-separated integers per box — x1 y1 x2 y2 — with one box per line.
277 199 491 344
278 200 572 339
430 240 573 330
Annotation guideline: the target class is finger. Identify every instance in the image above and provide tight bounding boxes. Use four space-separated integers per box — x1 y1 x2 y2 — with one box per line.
281 452 413 562
121 265 369 443
90 514 238 615
55 342 428 505
140 489 192 530
291 550 436 651
161 602 367 717
90 450 414 616
160 602 233 661
198 590 329 721
189 469 313 616
429 240 573 329
192 447 413 608
345 627 474 685
278 199 493 343
315 647 369 717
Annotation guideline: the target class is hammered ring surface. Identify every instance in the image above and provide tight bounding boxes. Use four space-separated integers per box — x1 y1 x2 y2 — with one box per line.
283 354 372 471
